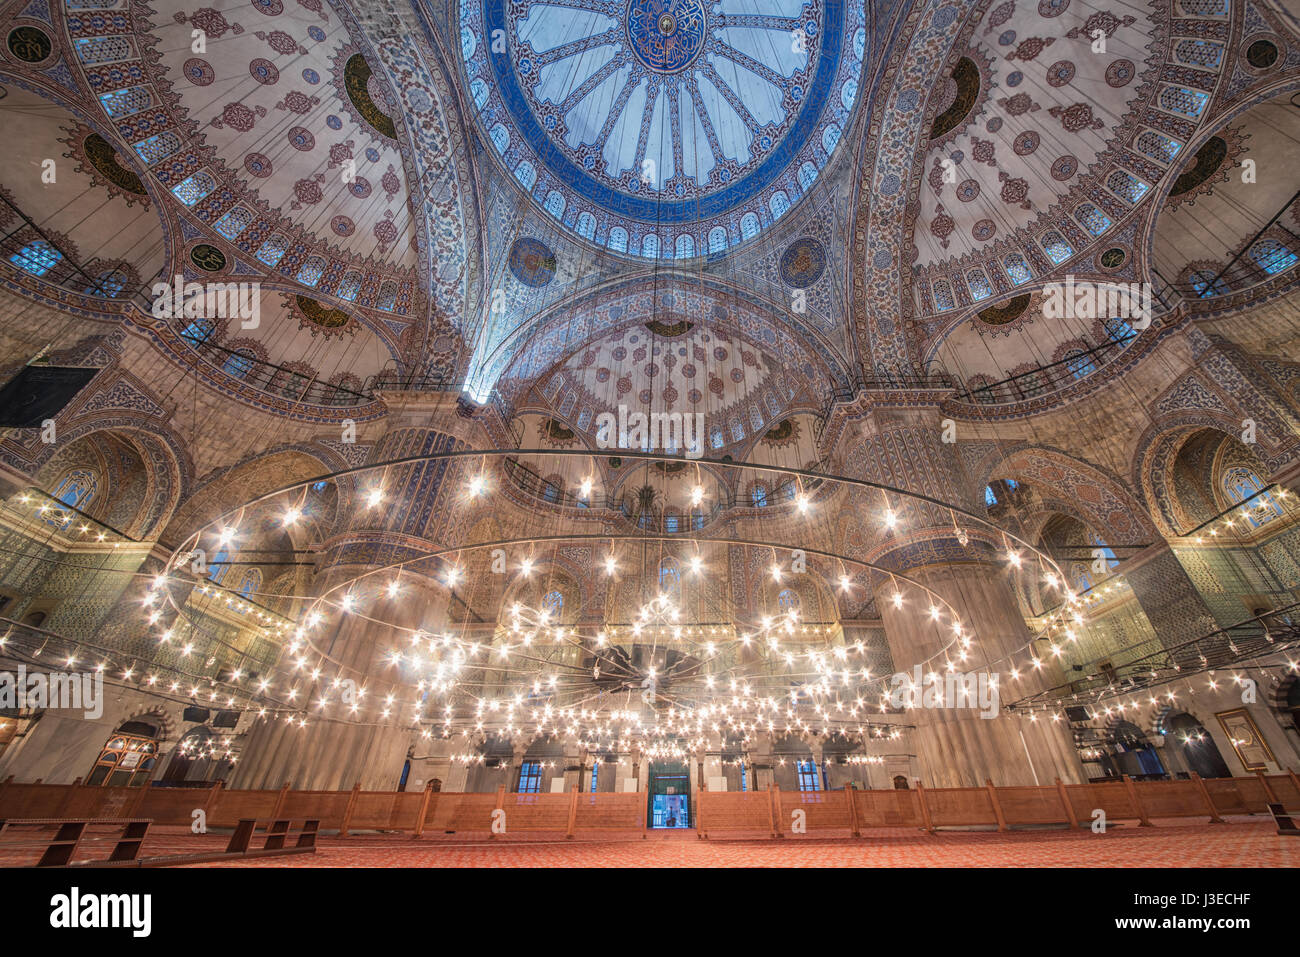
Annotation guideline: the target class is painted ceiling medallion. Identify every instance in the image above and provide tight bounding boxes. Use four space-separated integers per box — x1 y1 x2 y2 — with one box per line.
6 25 52 63
645 317 693 337
627 0 707 73
1167 128 1247 209
295 295 353 337
508 237 558 287
457 0 867 255
342 53 397 139
779 237 827 287
976 293 1031 325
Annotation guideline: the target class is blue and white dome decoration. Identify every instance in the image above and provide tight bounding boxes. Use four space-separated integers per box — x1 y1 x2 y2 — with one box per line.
459 0 866 258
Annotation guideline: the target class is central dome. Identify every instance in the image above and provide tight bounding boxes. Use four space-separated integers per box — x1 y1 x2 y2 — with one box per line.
457 0 867 257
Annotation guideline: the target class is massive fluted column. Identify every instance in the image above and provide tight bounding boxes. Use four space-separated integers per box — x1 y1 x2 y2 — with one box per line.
233 396 478 790
836 394 1085 787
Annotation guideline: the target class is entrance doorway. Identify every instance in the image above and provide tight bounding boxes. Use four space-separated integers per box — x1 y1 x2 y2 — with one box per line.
647 761 691 828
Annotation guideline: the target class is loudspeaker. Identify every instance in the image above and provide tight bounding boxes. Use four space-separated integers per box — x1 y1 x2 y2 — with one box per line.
1065 706 1091 722
183 706 211 723
212 709 240 728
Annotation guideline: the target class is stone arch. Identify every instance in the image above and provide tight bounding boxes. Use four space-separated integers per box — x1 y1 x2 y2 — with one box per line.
31 418 189 540
161 443 350 545
984 445 1158 547
1132 418 1273 537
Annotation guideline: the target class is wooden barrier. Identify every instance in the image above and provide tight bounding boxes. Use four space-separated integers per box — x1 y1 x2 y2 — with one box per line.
0 818 150 866
3 773 1297 839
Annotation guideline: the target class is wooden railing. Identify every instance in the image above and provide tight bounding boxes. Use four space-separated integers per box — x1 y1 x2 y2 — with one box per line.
1 772 1296 839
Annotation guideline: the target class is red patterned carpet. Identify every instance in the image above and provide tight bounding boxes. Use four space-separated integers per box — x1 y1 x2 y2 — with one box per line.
2 817 1292 867
178 817 1293 867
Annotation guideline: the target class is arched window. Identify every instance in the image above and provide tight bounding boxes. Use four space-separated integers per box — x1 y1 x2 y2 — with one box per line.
48 468 98 528
1249 239 1298 277
607 227 628 254
777 588 799 613
171 171 215 206
223 350 255 378
180 317 216 343
85 268 128 298
659 560 681 601
796 759 821 791
1222 467 1282 526
1102 318 1136 343
642 234 660 258
237 567 262 600
1188 268 1229 298
932 280 955 311
86 723 158 787
542 589 564 617
53 468 98 510
376 281 399 311
984 485 998 507
751 484 768 507
9 240 63 277
1063 350 1096 379
208 547 229 583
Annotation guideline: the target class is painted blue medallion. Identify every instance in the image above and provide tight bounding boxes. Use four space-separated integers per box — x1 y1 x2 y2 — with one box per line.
626 0 707 74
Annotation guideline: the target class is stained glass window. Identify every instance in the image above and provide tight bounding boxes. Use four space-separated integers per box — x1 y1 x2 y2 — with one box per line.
255 235 288 267
1074 204 1112 236
932 280 955 311
1135 131 1182 164
9 240 62 276
796 759 821 791
296 257 326 287
170 172 215 207
1004 254 1032 285
1223 467 1282 526
336 271 363 302
214 206 254 240
1107 170 1149 204
1064 350 1096 379
1249 239 1298 276
74 36 132 65
98 85 152 118
1041 231 1074 265
1158 86 1208 118
132 132 181 165
518 760 542 793
223 350 254 378
1175 39 1222 68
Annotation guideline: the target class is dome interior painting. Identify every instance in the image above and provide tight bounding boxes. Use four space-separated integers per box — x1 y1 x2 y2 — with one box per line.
454 0 869 255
